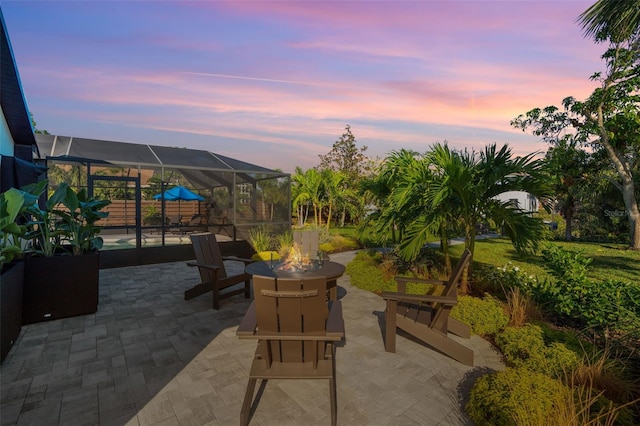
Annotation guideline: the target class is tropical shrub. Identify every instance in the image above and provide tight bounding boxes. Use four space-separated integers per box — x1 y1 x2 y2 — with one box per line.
467 367 564 426
251 251 281 262
475 261 540 295
320 234 360 253
345 251 395 294
142 205 162 226
276 230 293 256
467 366 635 426
495 325 580 378
531 246 640 335
248 226 273 252
450 295 509 336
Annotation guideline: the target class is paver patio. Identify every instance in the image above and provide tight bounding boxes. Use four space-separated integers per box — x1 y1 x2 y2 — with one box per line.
1 251 504 425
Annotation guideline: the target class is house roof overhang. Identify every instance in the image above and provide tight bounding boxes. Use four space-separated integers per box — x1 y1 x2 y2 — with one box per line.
1 9 36 147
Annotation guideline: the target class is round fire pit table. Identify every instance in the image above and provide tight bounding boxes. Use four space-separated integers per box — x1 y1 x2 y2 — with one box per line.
244 260 345 301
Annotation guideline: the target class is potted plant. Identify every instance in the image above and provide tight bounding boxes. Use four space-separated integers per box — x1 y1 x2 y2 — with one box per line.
22 182 110 324
0 181 45 361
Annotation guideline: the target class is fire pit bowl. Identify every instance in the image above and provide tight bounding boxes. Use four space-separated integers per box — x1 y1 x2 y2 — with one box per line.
271 258 324 273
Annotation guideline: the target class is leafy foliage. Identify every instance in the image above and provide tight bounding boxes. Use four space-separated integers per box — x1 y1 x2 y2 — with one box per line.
450 295 509 336
495 325 580 378
476 261 541 294
467 366 635 426
0 181 46 269
248 226 273 252
467 367 564 426
530 246 640 336
512 32 640 249
361 143 552 292
345 251 396 294
55 184 111 255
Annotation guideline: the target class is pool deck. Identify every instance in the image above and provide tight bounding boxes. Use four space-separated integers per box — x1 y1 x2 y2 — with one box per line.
0 251 504 426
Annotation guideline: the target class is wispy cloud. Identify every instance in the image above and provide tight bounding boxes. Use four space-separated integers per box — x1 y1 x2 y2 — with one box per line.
3 0 602 172
181 71 386 92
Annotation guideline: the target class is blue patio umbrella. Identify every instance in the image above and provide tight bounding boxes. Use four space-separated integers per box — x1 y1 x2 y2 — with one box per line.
153 185 205 202
153 186 205 218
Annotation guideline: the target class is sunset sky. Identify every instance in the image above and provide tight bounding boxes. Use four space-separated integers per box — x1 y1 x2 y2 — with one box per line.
2 1 606 173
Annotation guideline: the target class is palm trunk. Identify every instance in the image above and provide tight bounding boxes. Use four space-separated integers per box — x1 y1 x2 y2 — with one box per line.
439 222 451 275
460 225 476 294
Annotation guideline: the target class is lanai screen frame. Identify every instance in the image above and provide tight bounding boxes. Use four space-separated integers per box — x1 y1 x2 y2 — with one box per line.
34 134 291 246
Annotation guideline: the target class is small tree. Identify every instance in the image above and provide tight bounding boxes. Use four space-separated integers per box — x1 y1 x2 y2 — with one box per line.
319 125 373 226
543 138 591 241
512 38 640 249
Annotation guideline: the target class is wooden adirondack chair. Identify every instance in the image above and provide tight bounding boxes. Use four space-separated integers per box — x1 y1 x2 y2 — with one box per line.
237 275 345 426
185 232 252 309
292 230 338 300
292 229 320 259
381 249 474 366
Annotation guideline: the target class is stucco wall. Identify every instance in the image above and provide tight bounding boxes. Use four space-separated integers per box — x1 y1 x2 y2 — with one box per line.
495 191 538 213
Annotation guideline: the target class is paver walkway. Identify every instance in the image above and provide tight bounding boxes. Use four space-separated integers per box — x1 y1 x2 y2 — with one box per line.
1 250 503 425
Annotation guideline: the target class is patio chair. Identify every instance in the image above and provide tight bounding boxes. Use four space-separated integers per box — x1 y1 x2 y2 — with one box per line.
237 275 345 426
381 249 474 366
292 229 338 300
182 214 207 233
167 214 182 226
185 232 252 309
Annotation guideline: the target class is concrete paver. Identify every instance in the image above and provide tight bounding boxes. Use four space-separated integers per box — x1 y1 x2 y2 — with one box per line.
1 250 503 425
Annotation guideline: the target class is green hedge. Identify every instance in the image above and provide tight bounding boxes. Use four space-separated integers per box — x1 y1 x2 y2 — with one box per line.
494 324 580 378
450 295 509 336
467 367 563 426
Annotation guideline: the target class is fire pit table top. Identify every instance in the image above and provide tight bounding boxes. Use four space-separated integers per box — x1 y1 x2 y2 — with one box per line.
244 260 345 280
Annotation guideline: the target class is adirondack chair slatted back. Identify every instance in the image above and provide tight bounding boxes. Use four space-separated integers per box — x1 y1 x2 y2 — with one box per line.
395 249 471 331
293 230 320 260
191 233 228 281
253 275 328 365
430 249 471 332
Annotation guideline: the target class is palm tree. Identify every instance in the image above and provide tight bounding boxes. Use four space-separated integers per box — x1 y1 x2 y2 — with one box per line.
291 168 325 226
321 169 345 231
360 150 419 246
391 143 552 292
578 0 640 42
292 167 310 226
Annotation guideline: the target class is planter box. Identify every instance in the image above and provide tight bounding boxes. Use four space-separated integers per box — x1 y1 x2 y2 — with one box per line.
1 261 24 362
23 252 99 325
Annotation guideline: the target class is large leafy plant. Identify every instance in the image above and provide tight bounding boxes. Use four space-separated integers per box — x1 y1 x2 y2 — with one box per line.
55 184 110 255
0 181 46 269
23 182 110 256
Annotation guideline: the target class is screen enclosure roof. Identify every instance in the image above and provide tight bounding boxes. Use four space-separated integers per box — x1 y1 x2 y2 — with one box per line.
35 134 289 188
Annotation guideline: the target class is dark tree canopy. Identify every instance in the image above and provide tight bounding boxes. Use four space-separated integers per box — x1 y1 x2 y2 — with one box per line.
318 125 370 181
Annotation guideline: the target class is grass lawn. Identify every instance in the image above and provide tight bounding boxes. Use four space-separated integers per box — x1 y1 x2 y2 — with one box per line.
331 225 639 283
447 237 640 283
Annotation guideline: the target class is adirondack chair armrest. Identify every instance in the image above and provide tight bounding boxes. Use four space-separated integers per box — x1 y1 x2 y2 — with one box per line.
186 261 222 272
253 331 344 342
326 301 345 339
222 256 253 265
381 291 458 306
394 276 448 287
237 302 257 337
